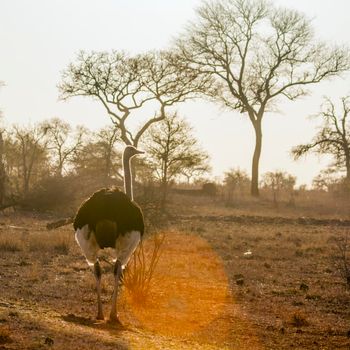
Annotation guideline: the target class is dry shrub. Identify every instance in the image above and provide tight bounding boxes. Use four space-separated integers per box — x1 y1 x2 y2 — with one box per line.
123 232 165 304
289 311 309 327
330 231 350 287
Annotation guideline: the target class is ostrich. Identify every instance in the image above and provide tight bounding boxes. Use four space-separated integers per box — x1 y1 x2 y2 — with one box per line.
73 145 144 323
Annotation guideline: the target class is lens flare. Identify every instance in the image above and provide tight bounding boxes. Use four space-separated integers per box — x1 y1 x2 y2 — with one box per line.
121 231 229 336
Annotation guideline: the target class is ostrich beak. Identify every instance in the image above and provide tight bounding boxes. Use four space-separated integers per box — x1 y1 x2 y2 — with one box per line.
135 148 145 155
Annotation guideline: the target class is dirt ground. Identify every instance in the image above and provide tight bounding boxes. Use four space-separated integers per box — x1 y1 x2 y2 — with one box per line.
0 198 349 349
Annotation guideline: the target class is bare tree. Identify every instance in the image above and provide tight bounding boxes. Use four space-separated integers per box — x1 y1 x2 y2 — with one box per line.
311 169 349 197
262 170 296 206
10 124 49 195
293 97 350 190
312 170 338 192
224 168 250 204
0 83 8 205
0 129 8 205
177 0 350 196
142 113 210 209
71 126 122 186
59 50 209 148
41 118 86 176
94 124 121 181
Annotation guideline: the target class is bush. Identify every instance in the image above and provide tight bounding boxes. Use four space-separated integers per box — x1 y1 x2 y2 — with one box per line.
202 183 217 197
21 176 75 212
123 232 165 303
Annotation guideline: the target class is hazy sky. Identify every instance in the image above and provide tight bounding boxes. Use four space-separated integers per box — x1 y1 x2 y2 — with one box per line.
0 0 349 185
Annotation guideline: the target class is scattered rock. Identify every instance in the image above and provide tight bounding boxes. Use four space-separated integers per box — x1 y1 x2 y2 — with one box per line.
233 274 244 286
243 250 252 257
264 262 271 269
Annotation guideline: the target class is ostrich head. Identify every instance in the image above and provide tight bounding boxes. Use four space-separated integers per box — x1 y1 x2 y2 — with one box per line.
123 145 144 160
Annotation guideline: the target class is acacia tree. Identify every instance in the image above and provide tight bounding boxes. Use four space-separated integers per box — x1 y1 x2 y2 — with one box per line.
293 97 350 189
180 153 211 184
59 50 209 148
177 0 350 196
142 113 210 209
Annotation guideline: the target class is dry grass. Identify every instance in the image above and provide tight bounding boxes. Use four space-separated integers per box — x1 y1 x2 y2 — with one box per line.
0 227 25 252
28 230 72 254
0 237 22 252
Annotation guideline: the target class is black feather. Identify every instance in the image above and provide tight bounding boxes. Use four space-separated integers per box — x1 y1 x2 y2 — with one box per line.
73 187 144 248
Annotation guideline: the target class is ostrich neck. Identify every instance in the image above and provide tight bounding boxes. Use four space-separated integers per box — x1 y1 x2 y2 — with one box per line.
123 155 133 201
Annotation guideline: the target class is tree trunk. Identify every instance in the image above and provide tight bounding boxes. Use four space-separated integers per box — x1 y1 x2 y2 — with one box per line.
345 151 350 192
160 181 168 211
251 120 262 197
160 158 168 211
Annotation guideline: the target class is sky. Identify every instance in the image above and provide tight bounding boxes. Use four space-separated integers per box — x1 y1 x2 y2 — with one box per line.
0 0 349 186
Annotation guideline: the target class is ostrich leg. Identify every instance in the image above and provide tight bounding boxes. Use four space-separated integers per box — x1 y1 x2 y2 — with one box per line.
94 260 104 320
109 259 122 323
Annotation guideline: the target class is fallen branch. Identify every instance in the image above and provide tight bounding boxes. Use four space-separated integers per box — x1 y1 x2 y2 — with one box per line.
46 217 74 230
